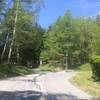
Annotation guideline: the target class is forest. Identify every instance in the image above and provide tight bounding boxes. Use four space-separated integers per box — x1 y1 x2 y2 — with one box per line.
0 0 100 98
41 10 100 68
0 0 44 67
0 0 100 79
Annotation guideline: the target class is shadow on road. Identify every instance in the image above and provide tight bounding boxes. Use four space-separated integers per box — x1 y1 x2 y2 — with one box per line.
0 72 96 100
0 90 84 100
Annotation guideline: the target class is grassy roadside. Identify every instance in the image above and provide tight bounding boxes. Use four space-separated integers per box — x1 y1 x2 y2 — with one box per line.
34 63 64 72
71 64 100 97
0 63 61 79
0 64 34 79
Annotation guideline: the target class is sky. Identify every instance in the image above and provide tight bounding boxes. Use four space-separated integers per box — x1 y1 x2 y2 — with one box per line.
38 0 100 28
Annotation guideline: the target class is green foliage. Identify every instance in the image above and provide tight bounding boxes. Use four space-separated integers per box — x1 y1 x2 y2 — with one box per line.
37 64 56 72
90 55 100 81
41 10 100 68
35 63 64 72
0 64 34 78
16 20 44 66
0 0 44 67
72 63 91 71
71 64 100 97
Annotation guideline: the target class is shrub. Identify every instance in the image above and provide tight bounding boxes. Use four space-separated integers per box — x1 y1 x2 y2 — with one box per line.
90 55 100 81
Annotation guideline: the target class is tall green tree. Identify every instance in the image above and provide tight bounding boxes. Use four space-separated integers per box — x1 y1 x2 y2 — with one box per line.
0 0 44 66
42 10 100 68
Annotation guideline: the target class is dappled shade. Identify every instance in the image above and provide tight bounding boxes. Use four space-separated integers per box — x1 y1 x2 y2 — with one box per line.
0 90 81 100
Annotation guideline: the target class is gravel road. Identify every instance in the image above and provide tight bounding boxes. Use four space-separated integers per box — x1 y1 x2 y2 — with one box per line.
0 71 94 100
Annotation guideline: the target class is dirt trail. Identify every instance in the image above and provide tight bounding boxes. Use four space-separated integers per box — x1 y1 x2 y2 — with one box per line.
0 71 94 100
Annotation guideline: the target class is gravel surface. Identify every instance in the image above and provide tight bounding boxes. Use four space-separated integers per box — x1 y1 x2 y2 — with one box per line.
0 71 94 100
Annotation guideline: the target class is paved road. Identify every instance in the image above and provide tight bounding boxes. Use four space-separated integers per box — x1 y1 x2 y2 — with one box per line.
0 71 94 100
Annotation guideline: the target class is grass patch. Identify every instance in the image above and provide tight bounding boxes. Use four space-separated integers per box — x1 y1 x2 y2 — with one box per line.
72 63 91 71
0 64 34 79
0 63 63 79
34 63 63 72
71 64 100 97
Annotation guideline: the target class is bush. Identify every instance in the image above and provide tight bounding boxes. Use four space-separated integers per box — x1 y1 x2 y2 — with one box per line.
90 55 100 81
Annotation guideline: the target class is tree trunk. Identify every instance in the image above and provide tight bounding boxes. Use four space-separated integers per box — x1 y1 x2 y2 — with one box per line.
8 0 19 63
1 32 9 60
16 48 19 63
67 50 72 68
65 51 68 68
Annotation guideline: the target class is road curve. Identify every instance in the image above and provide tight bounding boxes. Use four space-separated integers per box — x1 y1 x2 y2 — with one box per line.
0 71 95 100
39 71 94 100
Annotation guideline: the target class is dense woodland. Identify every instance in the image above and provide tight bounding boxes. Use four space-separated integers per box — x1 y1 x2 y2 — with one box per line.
41 10 100 68
0 0 44 67
0 1 100 97
0 0 100 70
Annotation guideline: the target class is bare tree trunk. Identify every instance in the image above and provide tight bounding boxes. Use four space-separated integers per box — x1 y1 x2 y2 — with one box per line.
8 0 19 63
65 51 68 68
16 48 19 63
1 32 9 60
